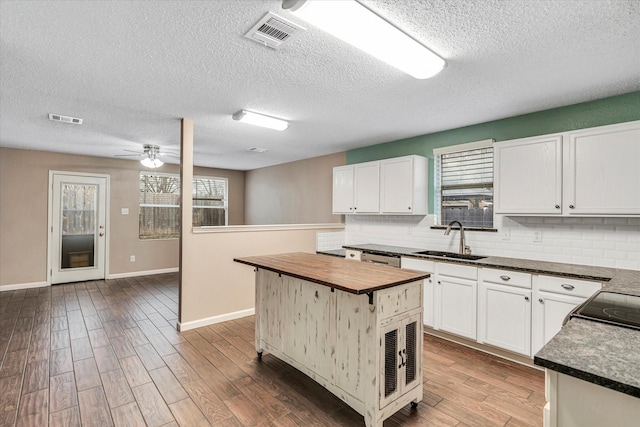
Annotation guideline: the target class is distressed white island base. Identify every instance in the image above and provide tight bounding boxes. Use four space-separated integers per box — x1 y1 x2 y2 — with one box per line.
235 253 429 427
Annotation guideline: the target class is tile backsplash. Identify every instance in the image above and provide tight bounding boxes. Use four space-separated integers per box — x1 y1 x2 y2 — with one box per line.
339 215 639 271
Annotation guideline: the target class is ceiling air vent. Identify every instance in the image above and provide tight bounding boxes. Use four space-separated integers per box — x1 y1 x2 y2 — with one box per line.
48 113 83 125
244 12 305 50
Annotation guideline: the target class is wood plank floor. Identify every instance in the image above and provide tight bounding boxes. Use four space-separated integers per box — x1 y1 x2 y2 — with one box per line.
0 273 545 426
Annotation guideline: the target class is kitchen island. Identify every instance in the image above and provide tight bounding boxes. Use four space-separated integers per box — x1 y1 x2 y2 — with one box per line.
234 252 430 427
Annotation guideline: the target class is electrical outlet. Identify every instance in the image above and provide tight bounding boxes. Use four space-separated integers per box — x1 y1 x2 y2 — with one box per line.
130 255 135 262
533 230 542 242
121 208 129 215
501 230 510 240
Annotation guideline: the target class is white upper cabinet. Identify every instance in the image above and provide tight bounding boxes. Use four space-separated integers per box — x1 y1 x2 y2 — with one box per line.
332 165 355 214
494 135 563 214
565 121 640 215
495 120 640 216
333 155 427 215
380 155 428 215
332 162 380 214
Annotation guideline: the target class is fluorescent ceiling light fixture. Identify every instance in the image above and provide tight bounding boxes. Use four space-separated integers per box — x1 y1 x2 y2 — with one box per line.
282 0 446 79
232 109 289 131
141 157 164 168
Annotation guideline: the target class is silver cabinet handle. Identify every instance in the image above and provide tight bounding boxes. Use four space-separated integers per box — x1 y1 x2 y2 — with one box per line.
538 298 544 303
561 284 575 291
99 232 105 237
500 275 511 281
524 296 530 301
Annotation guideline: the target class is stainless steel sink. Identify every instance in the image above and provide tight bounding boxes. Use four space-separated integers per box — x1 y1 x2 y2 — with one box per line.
413 250 487 261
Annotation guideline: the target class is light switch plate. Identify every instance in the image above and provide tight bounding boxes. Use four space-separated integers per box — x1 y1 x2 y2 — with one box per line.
533 230 542 242
121 208 129 215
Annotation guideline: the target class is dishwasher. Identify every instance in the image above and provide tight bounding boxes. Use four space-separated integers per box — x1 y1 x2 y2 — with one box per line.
361 251 401 268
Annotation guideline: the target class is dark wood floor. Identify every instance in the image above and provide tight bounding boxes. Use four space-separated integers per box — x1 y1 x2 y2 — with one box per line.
0 273 544 426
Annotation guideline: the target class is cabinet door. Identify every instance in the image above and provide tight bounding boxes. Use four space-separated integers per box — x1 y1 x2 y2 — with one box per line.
381 157 414 214
435 275 477 339
565 121 640 215
332 165 354 214
532 291 585 355
479 282 531 356
354 162 380 213
494 135 563 214
379 312 422 410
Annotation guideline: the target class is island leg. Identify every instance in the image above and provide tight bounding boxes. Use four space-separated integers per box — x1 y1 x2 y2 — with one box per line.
254 269 264 358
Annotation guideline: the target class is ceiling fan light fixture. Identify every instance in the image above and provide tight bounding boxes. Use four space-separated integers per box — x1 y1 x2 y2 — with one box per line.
232 109 289 131
141 157 164 168
282 0 446 79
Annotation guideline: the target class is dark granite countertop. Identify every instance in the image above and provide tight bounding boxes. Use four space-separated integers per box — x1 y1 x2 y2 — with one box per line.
342 243 640 398
534 319 640 398
343 243 618 283
316 249 346 258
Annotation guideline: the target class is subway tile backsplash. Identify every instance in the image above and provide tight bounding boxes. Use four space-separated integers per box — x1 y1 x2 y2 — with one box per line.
341 215 640 271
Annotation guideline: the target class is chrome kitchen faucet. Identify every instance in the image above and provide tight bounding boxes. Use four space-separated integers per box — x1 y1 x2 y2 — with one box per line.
444 220 471 255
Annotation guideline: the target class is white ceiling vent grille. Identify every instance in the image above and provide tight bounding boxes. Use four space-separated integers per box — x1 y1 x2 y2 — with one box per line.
244 12 305 50
48 113 83 125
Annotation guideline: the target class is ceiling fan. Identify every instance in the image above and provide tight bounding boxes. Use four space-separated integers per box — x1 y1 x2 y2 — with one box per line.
116 144 178 168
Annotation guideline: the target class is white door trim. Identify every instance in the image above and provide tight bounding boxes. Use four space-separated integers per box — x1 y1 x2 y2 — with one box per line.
47 170 110 285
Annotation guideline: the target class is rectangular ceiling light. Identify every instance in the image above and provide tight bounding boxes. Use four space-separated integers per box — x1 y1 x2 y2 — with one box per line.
282 0 446 79
232 109 289 131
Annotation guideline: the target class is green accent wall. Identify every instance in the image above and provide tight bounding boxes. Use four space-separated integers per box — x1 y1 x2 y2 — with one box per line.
346 91 640 213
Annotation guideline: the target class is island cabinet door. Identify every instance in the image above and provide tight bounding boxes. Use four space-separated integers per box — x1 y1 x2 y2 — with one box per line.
280 276 336 381
379 311 422 410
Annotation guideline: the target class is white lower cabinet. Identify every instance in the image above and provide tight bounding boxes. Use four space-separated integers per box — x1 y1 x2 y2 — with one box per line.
532 275 601 355
401 257 435 327
545 370 640 427
478 268 532 356
434 263 478 340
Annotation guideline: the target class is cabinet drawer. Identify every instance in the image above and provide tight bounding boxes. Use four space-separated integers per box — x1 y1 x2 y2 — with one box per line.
377 281 422 320
437 262 477 280
401 257 435 273
536 275 601 298
345 249 361 261
482 268 531 289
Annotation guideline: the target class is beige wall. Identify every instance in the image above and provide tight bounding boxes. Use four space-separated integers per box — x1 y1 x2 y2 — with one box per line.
0 147 245 287
244 152 345 225
180 227 344 326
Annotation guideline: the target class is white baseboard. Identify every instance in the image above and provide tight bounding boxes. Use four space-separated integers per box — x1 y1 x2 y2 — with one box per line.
0 281 49 292
108 267 178 279
178 308 255 331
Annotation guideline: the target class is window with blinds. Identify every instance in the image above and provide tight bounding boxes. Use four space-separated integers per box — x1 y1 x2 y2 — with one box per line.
139 172 228 239
435 144 494 228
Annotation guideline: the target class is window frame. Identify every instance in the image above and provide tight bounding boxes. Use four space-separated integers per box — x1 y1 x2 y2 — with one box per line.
138 171 229 240
434 139 495 230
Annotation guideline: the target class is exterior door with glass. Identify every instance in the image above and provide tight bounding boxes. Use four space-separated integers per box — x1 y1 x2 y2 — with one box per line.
50 172 108 284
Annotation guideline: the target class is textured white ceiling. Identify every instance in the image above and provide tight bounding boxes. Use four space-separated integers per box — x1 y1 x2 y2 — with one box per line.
1 0 639 170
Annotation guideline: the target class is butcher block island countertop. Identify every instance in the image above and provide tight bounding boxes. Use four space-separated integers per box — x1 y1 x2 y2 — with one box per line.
234 252 429 427
234 252 430 294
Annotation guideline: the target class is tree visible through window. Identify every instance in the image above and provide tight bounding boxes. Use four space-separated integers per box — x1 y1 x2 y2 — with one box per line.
435 141 494 229
139 172 227 239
